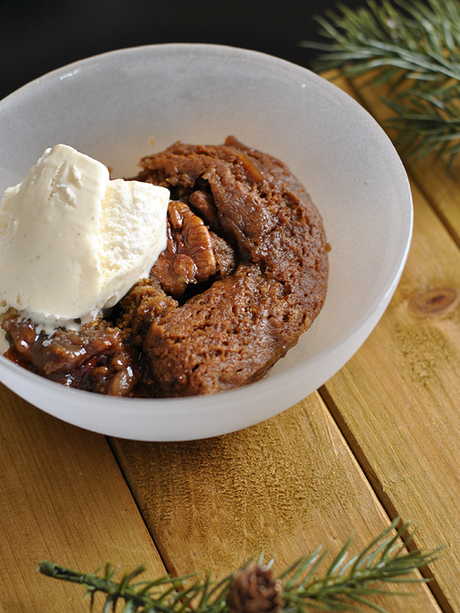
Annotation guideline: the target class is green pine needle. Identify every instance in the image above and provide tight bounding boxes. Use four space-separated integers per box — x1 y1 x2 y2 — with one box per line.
38 517 442 613
301 0 460 164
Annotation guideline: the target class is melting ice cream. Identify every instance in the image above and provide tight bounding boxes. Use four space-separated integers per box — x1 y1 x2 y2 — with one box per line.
0 144 169 333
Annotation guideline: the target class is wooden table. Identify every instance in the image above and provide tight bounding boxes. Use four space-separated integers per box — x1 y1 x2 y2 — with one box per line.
1 73 459 613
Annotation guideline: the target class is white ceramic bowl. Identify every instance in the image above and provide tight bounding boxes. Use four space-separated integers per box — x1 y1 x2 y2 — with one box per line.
0 43 412 441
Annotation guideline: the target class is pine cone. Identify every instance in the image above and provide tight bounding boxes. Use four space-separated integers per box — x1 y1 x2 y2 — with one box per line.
226 562 282 613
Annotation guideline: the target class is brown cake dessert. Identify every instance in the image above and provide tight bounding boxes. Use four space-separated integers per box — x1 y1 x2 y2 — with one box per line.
3 137 329 397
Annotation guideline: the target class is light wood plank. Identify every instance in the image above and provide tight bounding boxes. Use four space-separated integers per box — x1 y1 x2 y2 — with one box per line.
318 74 460 611
0 385 166 612
406 154 460 247
112 393 441 612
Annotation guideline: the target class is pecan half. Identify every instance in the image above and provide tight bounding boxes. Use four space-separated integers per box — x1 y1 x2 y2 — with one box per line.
151 201 235 298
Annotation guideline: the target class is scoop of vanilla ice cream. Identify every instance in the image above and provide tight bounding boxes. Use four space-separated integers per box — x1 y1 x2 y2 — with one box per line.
0 144 169 333
98 178 169 309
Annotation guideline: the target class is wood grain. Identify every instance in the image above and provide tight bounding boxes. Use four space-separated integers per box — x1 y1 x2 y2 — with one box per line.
0 385 166 612
318 75 460 611
111 392 441 612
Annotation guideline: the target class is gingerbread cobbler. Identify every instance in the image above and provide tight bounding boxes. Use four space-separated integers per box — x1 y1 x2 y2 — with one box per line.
3 137 329 397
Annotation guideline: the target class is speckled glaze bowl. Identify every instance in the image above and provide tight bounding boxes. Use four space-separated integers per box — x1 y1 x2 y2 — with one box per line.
0 43 412 441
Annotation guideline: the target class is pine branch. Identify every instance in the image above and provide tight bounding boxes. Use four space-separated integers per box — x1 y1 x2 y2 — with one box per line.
39 560 232 613
301 0 460 163
38 517 442 613
279 519 440 612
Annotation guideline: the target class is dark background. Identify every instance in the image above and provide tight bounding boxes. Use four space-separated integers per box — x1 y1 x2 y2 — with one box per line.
1 0 365 101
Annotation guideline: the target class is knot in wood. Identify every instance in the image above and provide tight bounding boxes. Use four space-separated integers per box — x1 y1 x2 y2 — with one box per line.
409 287 457 316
